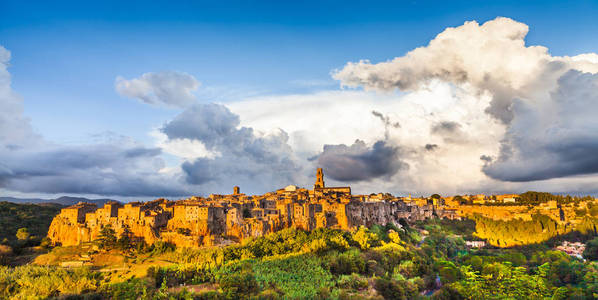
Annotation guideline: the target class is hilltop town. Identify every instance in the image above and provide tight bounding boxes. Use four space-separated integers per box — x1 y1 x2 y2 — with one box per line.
47 169 598 248
48 169 457 248
16 169 598 300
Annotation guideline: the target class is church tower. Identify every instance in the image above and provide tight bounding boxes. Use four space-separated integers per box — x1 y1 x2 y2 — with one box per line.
314 168 325 189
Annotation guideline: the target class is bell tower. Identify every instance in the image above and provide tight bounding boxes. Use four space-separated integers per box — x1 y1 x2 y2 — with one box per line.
314 168 325 189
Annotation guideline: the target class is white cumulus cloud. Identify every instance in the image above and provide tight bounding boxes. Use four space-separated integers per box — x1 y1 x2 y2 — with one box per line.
115 71 200 107
328 17 598 193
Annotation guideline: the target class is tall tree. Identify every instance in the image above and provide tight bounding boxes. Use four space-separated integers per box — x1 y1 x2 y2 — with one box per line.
97 224 117 249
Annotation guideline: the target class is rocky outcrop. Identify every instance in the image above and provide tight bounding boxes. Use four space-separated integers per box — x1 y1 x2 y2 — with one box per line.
465 204 598 247
345 201 434 227
47 215 91 246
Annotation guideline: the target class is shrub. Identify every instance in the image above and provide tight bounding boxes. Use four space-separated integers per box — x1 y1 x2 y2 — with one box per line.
328 249 366 275
432 285 465 300
337 273 368 290
219 270 259 297
100 278 148 299
352 226 381 250
150 241 175 255
16 228 30 241
584 237 598 261
374 277 417 300
0 265 102 299
194 290 225 300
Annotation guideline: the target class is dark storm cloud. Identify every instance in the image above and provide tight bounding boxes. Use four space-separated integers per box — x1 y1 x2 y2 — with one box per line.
0 143 189 197
483 70 598 182
162 103 301 191
317 139 407 182
161 103 240 149
484 137 598 182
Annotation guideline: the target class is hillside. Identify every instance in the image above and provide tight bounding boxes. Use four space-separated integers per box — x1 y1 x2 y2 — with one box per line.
3 219 598 299
0 201 63 244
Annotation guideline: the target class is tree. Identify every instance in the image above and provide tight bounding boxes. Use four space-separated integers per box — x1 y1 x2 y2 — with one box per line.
454 196 467 205
453 263 551 299
97 224 117 249
432 285 465 300
219 270 259 297
352 226 380 250
117 226 133 251
374 277 417 300
388 230 401 244
16 228 30 241
584 237 598 261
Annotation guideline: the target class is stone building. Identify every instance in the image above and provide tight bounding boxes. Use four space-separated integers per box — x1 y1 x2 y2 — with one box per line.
61 202 98 224
312 168 352 196
48 168 458 248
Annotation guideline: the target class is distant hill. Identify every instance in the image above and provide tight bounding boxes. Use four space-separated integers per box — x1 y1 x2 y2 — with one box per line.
0 196 120 206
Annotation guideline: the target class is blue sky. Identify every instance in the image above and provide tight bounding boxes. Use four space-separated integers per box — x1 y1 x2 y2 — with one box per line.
2 0 597 144
1 1 598 199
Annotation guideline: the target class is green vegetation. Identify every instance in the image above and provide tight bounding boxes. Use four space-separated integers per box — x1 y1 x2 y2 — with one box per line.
584 237 598 261
15 228 30 241
518 191 594 205
137 222 598 299
0 201 62 246
0 265 102 299
415 218 476 239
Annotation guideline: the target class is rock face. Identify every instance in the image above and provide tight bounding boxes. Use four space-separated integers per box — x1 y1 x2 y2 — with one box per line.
346 201 435 227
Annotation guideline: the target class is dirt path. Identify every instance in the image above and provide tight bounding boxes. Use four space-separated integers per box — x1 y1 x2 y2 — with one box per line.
169 283 219 294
